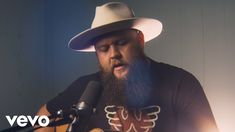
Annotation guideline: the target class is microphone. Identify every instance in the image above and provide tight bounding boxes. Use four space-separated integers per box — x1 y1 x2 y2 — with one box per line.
66 81 103 132
75 81 102 116
49 81 102 122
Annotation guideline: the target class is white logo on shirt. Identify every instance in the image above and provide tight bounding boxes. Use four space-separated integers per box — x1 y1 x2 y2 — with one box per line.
104 105 161 132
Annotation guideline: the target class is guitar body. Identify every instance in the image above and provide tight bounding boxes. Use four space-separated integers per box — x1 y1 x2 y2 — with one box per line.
56 125 103 132
55 124 69 132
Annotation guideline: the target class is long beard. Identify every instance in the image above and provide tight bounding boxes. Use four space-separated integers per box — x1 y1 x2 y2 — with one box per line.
100 58 153 109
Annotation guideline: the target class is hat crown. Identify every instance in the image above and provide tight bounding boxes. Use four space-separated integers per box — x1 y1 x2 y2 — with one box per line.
91 2 135 28
69 2 162 52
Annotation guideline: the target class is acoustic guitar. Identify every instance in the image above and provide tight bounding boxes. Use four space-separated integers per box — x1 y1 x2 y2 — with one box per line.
55 124 104 132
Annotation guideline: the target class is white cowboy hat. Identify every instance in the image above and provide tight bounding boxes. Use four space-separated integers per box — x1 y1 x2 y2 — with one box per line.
68 2 163 52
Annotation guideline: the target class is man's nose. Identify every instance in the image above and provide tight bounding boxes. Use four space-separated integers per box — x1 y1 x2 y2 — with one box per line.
110 45 121 59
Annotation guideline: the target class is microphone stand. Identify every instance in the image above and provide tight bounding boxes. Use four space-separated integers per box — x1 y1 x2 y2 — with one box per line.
66 116 78 132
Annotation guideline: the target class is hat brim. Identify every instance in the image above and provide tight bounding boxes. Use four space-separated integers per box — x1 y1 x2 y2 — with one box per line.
68 17 163 52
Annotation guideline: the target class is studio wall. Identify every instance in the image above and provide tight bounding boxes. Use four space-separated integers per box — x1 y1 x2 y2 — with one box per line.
0 0 234 131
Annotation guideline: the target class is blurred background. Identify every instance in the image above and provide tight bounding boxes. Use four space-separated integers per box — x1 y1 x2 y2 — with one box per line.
0 0 234 131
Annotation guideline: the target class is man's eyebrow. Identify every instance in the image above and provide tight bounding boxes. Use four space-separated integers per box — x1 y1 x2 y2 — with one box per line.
96 43 108 48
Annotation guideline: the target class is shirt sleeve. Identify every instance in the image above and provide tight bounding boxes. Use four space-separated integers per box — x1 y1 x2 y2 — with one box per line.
174 71 219 132
46 72 100 114
46 77 86 114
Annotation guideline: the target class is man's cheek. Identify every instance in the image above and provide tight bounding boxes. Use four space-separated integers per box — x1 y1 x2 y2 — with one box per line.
101 65 112 73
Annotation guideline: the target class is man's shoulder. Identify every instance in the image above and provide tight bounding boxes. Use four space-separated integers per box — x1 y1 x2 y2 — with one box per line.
150 58 194 79
72 71 100 86
78 71 100 81
150 59 184 72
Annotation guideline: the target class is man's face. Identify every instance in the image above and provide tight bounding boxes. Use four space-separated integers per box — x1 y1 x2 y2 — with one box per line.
94 29 145 79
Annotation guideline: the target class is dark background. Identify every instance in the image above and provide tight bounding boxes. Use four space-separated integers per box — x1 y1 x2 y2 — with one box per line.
0 0 234 131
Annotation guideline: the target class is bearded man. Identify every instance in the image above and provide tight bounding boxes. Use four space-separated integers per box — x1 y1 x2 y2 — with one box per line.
36 2 219 132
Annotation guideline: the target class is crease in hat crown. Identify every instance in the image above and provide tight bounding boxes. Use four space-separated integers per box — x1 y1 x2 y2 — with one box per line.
68 2 163 52
91 2 135 28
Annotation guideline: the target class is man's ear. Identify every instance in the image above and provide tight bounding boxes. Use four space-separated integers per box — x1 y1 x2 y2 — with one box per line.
137 31 145 47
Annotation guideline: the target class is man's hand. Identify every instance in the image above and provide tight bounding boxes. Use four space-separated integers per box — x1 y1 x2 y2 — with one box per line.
34 105 54 132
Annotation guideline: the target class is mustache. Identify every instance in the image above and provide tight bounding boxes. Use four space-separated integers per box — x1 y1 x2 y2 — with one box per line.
111 60 128 70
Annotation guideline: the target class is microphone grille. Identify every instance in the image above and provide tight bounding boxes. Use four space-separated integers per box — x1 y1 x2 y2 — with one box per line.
79 81 102 107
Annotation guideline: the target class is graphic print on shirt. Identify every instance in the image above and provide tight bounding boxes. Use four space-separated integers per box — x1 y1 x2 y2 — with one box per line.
104 105 161 132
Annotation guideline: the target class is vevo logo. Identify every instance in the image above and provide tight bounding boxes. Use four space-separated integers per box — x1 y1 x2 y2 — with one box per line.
6 115 50 127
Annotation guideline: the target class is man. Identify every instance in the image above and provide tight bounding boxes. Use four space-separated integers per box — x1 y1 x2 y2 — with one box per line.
36 2 219 132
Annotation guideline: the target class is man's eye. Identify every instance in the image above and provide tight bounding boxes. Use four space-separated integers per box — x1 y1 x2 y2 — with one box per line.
98 46 109 52
116 39 129 45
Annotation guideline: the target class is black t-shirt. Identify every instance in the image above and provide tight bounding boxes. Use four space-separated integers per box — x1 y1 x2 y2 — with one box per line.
46 59 218 132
